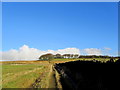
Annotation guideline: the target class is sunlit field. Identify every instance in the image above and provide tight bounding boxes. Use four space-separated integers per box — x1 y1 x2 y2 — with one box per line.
1 58 117 88
2 61 51 88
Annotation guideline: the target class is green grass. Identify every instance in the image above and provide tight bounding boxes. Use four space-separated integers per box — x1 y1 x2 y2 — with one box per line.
52 58 111 63
2 62 50 88
3 70 41 88
2 64 42 75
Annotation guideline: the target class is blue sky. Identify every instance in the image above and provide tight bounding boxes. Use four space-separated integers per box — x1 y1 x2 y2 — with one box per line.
2 2 118 55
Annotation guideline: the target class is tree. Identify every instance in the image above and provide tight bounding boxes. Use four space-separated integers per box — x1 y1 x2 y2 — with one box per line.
74 54 79 58
70 54 74 58
63 54 71 58
63 54 68 58
39 53 54 63
66 54 71 58
54 54 62 59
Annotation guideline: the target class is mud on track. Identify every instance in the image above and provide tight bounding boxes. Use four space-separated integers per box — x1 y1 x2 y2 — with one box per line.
31 64 62 89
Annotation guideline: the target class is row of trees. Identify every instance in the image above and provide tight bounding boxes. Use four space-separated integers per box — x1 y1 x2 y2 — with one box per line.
39 53 54 63
39 53 79 60
39 53 119 61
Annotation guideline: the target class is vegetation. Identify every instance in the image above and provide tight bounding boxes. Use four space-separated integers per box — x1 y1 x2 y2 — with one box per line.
1 57 120 88
39 53 80 61
2 61 51 88
39 53 54 63
39 53 119 63
39 53 119 61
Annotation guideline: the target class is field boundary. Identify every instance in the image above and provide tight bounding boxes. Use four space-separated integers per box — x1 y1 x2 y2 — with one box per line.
48 64 62 89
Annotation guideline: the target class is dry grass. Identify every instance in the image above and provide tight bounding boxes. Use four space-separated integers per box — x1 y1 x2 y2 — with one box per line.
2 61 50 88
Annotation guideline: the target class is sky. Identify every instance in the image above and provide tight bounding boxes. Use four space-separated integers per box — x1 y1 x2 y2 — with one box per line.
2 0 120 2
1 2 118 60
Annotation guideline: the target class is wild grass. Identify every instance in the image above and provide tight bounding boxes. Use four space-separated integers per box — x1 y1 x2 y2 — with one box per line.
2 61 50 88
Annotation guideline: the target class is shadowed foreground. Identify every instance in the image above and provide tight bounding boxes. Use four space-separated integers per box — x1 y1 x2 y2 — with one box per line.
55 60 120 90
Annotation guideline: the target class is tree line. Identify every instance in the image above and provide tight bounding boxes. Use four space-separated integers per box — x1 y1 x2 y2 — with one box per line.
39 53 79 60
39 53 119 61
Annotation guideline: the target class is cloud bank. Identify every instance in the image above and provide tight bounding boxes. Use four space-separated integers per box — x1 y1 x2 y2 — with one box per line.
83 48 102 55
1 45 112 61
1 45 80 60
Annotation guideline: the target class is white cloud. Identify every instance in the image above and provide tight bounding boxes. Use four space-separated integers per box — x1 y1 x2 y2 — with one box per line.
83 48 102 55
1 45 80 61
103 47 111 51
1 45 43 60
57 48 80 55
1 45 114 61
101 47 112 56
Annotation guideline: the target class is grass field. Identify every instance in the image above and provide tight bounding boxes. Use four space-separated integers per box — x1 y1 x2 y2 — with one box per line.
2 59 76 88
2 61 51 88
1 58 113 88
